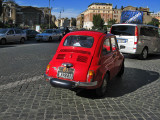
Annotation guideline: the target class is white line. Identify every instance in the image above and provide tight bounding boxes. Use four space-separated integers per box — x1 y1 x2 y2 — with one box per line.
0 75 43 91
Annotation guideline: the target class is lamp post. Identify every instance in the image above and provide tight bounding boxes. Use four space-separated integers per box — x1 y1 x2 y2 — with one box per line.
49 0 51 29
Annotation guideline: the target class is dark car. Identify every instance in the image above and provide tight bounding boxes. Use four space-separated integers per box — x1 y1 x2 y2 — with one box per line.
44 31 124 97
23 29 39 40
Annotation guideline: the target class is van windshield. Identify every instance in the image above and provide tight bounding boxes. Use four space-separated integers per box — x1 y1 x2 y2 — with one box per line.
111 25 135 36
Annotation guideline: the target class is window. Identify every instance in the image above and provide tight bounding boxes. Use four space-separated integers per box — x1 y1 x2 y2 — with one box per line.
110 37 118 51
111 25 135 36
8 30 14 35
102 38 111 55
63 35 94 48
15 29 22 34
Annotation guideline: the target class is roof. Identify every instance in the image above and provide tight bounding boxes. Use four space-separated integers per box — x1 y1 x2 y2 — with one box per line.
88 3 112 7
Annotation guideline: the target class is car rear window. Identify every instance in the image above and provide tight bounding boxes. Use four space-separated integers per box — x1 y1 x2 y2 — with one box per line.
111 25 135 36
63 35 94 48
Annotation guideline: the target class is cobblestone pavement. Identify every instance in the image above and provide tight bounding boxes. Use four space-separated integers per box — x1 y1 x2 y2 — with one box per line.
0 41 160 120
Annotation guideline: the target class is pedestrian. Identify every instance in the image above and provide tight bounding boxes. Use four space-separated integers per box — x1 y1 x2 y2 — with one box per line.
65 27 70 35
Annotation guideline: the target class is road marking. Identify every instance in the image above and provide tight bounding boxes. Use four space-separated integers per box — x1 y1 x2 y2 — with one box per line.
0 75 43 91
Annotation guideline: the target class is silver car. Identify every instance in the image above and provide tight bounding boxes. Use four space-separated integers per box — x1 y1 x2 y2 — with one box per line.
36 29 63 42
0 28 26 45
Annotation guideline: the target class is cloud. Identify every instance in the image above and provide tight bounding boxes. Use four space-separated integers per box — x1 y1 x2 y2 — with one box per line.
52 9 82 19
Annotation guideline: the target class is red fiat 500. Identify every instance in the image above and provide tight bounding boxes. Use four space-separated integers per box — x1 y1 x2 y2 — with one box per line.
44 31 124 96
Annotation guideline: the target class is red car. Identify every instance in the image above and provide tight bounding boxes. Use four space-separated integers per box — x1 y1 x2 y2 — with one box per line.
44 31 124 96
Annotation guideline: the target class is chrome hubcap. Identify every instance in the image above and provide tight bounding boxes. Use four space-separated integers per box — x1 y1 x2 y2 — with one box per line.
143 49 147 59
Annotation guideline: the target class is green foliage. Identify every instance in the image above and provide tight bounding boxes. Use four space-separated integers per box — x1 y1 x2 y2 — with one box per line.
107 19 117 28
92 14 104 30
40 23 57 31
147 21 159 27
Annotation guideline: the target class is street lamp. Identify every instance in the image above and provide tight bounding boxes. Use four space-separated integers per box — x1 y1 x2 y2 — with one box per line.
49 0 54 29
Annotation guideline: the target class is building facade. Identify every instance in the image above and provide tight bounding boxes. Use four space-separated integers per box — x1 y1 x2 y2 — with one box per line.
112 9 122 23
123 6 152 24
83 3 113 29
77 3 154 30
76 13 84 29
0 1 52 28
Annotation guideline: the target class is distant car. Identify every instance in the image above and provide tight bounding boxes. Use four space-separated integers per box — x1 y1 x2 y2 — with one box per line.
0 28 26 45
23 29 39 40
44 31 124 96
36 29 63 42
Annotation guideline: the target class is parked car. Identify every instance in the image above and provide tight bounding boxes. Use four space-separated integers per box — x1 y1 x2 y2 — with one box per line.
110 24 160 59
0 28 26 45
36 29 63 42
23 29 39 40
44 31 124 96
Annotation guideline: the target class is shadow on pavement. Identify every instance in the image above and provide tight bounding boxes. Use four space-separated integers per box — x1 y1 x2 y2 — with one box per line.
76 67 159 99
124 54 160 60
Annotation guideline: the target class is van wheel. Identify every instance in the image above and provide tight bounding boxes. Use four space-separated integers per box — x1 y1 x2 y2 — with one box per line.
117 61 124 77
96 74 109 97
20 38 25 44
139 48 148 60
1 39 6 45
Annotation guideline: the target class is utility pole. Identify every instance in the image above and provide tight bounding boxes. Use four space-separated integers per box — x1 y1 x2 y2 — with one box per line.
49 0 51 29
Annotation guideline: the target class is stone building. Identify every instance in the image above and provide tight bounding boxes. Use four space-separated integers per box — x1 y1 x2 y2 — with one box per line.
55 18 70 28
76 13 84 29
83 3 113 29
112 8 122 23
0 1 52 28
123 6 152 24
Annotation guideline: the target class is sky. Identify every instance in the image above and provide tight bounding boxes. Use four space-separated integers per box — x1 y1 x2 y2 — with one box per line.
15 0 160 19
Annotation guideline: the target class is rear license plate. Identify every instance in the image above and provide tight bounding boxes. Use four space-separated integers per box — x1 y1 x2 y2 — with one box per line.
57 67 74 80
117 39 128 43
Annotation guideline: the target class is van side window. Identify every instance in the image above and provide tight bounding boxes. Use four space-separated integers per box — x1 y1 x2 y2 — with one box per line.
102 38 111 55
110 37 118 51
8 30 14 35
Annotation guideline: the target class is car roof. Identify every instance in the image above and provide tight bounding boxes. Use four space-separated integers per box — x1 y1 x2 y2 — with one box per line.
112 24 158 28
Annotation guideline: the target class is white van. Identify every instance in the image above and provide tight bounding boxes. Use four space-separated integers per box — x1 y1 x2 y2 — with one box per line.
110 24 160 59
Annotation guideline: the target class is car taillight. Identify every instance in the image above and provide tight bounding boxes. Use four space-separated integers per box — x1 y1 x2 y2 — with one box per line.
46 64 50 74
110 26 112 34
134 26 139 45
87 70 94 82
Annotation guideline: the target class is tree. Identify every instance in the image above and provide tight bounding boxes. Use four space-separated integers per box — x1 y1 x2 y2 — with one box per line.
115 5 117 9
147 19 159 27
92 14 104 30
121 6 124 10
107 19 117 28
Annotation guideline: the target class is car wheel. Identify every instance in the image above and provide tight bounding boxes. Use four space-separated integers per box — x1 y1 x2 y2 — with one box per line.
1 39 6 45
117 61 124 77
20 38 25 44
96 74 109 97
139 48 148 60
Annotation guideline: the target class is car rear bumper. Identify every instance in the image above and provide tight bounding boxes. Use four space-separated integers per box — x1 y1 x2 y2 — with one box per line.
44 74 97 89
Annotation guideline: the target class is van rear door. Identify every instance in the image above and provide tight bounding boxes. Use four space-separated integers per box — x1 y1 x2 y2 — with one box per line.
111 25 137 54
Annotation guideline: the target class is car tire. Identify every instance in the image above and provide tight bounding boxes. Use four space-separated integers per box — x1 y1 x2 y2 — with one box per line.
1 39 6 45
96 74 109 97
117 61 124 77
139 48 148 60
20 38 25 44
